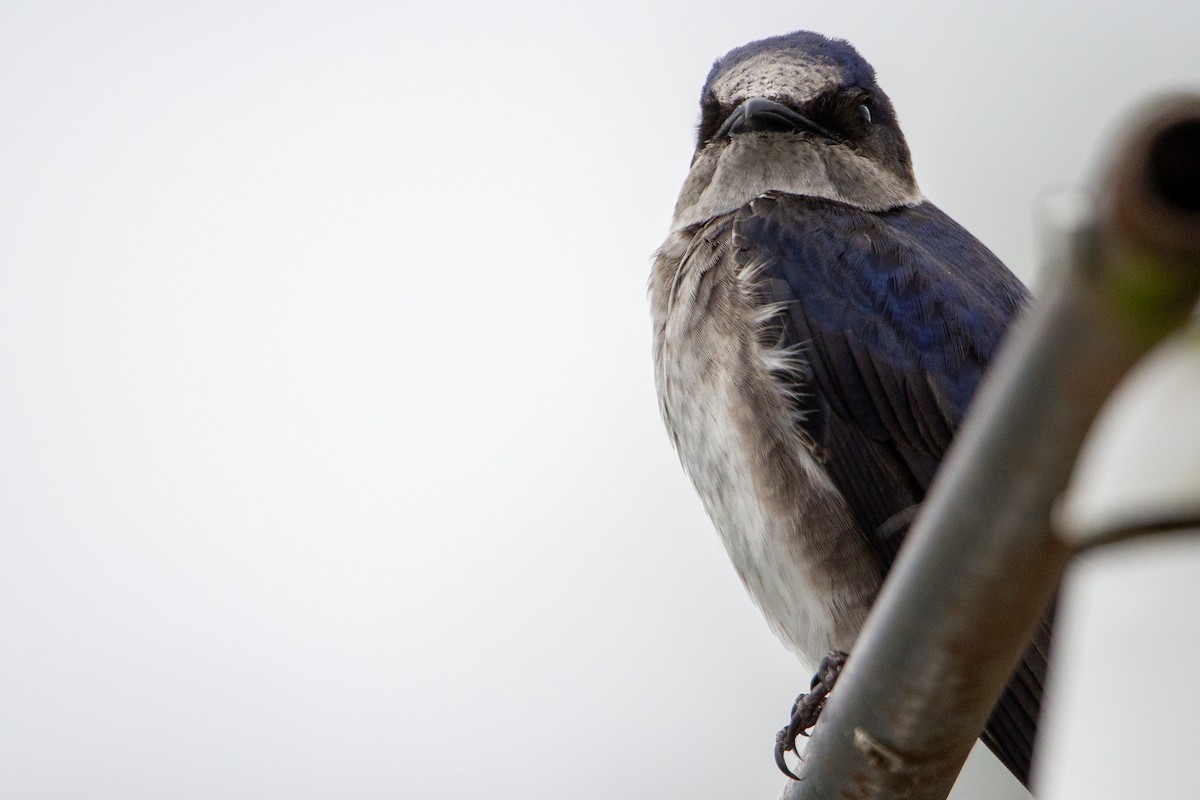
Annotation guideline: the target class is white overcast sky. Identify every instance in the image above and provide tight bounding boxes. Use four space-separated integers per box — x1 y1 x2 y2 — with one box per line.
2 2 1198 799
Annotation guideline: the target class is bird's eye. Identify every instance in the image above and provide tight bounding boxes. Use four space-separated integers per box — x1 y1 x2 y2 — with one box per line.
858 104 872 124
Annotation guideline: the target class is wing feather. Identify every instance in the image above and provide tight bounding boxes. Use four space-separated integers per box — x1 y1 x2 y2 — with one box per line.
732 191 1045 784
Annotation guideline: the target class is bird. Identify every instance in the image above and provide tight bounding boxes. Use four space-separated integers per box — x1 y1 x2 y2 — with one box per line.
649 31 1048 786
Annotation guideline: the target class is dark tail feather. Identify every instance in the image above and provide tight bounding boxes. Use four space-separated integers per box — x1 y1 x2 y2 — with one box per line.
981 607 1056 786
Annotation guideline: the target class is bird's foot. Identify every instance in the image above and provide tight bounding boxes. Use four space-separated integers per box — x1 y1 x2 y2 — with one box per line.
774 650 849 780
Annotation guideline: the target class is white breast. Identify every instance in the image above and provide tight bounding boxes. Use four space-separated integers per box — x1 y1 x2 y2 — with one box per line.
650 223 881 668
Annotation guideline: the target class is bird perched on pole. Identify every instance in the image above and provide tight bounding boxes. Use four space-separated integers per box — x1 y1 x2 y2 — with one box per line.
650 31 1047 786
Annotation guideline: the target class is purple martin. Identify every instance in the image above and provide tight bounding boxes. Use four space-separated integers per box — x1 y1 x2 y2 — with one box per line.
650 31 1047 785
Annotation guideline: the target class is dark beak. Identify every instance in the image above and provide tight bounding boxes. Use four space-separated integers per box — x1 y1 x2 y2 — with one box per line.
715 97 839 141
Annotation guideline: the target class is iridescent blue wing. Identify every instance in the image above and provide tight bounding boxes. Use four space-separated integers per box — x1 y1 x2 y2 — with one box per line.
733 191 1044 783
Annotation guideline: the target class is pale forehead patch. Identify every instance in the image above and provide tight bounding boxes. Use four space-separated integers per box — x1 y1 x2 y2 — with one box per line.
710 50 843 104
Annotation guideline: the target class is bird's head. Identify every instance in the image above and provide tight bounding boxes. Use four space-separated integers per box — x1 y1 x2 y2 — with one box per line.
672 32 922 229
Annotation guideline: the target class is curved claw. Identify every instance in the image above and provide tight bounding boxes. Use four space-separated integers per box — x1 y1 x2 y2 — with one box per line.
772 651 851 781
774 687 824 781
774 727 802 781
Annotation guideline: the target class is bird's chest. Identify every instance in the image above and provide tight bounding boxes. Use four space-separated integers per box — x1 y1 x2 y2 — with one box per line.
650 227 878 662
